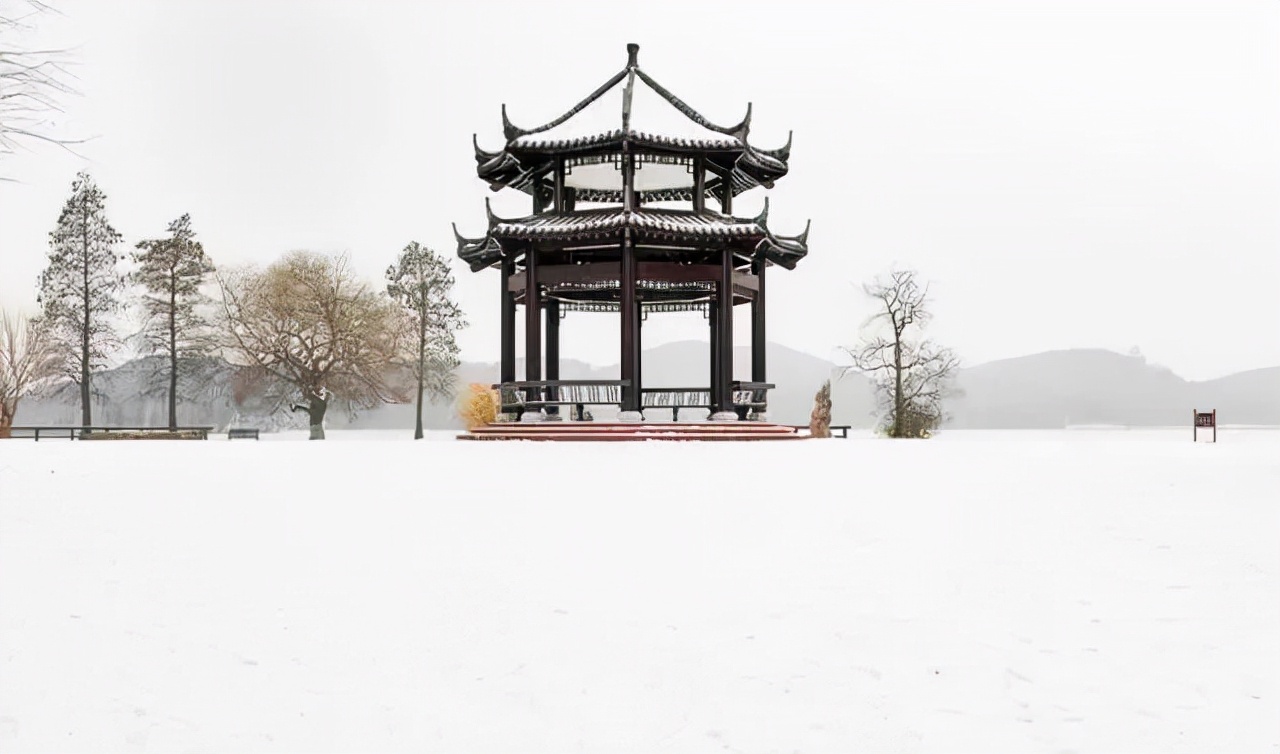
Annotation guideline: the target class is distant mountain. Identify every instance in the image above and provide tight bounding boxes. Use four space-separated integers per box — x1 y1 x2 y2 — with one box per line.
947 350 1279 428
12 346 1277 431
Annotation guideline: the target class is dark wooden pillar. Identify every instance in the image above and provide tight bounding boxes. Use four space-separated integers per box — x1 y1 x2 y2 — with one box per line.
693 157 705 213
620 148 639 415
716 247 734 416
545 298 560 417
500 257 515 385
525 246 541 386
751 257 766 383
620 228 638 413
553 158 565 211
715 173 735 417
635 301 643 410
708 299 719 411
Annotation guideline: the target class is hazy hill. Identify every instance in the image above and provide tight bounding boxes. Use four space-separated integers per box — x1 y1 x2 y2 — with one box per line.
947 350 1279 428
11 346 1276 431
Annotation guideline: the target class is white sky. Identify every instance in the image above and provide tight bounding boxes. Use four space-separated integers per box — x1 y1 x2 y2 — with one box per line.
1 0 1277 381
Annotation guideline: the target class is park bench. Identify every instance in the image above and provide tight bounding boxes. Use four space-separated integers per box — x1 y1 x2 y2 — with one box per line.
638 382 775 421
496 380 629 421
641 388 712 421
789 424 852 438
6 425 213 441
227 428 261 440
494 380 776 422
731 382 774 420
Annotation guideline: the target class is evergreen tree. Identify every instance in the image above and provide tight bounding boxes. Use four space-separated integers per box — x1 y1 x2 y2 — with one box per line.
385 242 466 439
37 171 124 427
130 214 216 429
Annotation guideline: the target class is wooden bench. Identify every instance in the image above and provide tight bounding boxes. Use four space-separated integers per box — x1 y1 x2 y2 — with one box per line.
789 424 852 438
227 428 260 440
497 380 629 421
731 382 774 420
641 388 712 421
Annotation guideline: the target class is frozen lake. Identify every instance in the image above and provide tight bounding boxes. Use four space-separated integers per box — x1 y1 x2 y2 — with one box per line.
2 429 1277 752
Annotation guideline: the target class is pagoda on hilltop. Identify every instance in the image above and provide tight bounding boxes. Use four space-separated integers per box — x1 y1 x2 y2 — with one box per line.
455 43 810 423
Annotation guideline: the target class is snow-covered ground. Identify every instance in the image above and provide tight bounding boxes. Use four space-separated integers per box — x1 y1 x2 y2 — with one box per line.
1 429 1276 753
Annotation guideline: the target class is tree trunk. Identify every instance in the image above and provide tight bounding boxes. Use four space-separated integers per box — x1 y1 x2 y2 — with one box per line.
80 193 93 430
893 340 904 438
414 329 425 440
307 391 328 440
0 403 13 438
168 275 177 430
414 379 424 440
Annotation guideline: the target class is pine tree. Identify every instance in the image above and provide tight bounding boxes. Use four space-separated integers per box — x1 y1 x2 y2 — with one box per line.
385 242 466 439
37 171 124 427
131 214 216 429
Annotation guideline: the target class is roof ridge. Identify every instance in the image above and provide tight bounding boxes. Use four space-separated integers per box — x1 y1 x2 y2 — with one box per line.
503 67 630 142
621 67 637 133
631 67 751 139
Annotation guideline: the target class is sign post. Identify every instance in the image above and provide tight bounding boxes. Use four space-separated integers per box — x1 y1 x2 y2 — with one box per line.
1193 409 1216 443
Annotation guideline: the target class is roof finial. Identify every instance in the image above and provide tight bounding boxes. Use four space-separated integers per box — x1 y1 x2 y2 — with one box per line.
627 43 639 68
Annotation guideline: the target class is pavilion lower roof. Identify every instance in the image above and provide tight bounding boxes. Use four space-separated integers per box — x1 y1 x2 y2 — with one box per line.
455 203 809 273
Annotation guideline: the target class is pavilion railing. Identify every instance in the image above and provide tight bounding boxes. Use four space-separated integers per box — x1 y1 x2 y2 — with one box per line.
494 380 629 420
641 387 712 421
492 380 774 421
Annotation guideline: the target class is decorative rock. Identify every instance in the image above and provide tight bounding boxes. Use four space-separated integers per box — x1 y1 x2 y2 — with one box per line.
709 411 739 422
520 410 546 423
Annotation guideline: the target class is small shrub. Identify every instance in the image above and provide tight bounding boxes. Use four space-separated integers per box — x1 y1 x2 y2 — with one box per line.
881 401 942 439
458 383 500 429
809 380 832 438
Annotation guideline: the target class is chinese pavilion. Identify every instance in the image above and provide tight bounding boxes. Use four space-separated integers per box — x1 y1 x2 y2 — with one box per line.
455 43 810 425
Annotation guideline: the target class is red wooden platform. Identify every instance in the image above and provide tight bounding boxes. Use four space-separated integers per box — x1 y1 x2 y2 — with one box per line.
458 421 806 441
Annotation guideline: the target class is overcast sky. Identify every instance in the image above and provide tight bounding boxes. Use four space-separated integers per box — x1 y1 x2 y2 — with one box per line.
1 0 1277 381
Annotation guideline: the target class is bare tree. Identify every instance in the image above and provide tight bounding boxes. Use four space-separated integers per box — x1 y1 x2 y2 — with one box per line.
0 1 82 171
218 251 406 440
0 309 59 437
843 269 959 438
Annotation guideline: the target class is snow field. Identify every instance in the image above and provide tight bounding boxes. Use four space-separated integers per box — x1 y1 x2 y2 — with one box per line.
1 430 1277 752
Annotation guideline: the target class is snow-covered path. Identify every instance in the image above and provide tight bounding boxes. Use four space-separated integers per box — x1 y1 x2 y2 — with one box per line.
2 430 1277 752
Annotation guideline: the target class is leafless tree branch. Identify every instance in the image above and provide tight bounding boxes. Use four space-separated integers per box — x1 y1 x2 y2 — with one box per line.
842 268 960 438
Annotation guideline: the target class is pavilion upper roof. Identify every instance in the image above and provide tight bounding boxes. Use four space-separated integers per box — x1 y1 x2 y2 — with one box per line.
454 198 809 273
473 44 794 203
